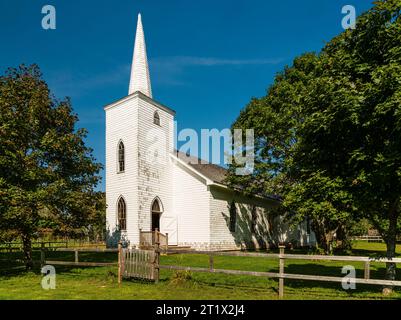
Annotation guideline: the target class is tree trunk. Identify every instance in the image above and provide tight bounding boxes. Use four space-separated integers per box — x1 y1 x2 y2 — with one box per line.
336 224 352 252
383 202 399 295
21 234 34 270
312 221 331 254
383 237 396 295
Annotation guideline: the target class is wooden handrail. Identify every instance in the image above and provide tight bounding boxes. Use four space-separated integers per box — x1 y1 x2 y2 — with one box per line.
139 229 168 251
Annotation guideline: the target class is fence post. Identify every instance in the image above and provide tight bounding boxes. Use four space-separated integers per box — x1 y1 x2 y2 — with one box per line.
165 233 169 252
154 230 160 283
40 242 45 267
364 260 370 280
209 254 214 272
279 245 285 299
118 241 122 286
74 250 79 263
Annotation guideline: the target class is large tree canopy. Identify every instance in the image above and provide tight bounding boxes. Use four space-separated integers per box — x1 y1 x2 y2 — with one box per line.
228 0 401 287
0 65 102 268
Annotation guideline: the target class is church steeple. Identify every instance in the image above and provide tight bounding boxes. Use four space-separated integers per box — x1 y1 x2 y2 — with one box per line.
129 13 152 98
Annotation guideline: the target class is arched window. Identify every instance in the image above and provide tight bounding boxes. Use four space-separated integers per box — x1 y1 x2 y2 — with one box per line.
152 198 162 213
229 201 237 232
117 197 126 231
153 111 160 126
118 141 125 172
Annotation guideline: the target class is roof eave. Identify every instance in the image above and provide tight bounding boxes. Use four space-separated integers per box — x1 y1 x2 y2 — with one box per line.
207 181 280 203
104 91 176 115
170 153 214 185
170 153 280 204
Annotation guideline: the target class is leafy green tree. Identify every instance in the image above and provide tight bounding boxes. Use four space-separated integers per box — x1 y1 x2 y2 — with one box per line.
284 173 355 254
228 0 401 290
226 53 352 253
226 53 318 198
349 218 372 237
85 191 106 241
293 0 401 288
38 191 106 241
0 65 102 269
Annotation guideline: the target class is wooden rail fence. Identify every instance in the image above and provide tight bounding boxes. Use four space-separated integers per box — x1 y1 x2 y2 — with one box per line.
0 240 106 252
352 236 384 242
9 240 401 299
161 246 401 299
352 236 401 243
41 247 118 268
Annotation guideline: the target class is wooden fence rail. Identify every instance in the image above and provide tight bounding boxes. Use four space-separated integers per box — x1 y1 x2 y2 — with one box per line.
163 246 401 299
0 240 106 252
0 241 68 252
8 242 401 299
40 247 118 268
352 236 401 243
352 236 384 242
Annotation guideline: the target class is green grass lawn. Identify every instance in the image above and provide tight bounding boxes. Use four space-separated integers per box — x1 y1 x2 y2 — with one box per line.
0 241 400 300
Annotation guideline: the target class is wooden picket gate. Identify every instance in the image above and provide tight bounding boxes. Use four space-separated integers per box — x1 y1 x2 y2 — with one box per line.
118 245 159 283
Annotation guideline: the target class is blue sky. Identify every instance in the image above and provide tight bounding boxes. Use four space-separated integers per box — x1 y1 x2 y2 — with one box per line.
0 0 374 191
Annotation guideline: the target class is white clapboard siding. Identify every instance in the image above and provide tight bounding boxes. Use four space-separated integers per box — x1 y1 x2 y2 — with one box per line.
105 95 139 244
136 97 175 237
208 187 274 250
172 161 211 245
105 92 175 247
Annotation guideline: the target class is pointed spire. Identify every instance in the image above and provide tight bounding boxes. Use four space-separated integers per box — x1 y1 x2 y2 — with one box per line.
129 13 152 98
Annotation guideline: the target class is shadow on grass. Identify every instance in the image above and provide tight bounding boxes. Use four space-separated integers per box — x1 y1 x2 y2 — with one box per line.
0 251 118 278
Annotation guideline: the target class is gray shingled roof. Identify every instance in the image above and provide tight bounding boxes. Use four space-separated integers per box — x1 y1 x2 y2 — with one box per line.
175 150 228 184
174 150 281 202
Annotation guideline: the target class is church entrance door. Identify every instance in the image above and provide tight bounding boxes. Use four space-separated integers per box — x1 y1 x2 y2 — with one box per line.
152 213 160 231
151 197 163 232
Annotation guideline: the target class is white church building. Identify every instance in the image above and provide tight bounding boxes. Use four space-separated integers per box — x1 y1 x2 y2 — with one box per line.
105 14 315 251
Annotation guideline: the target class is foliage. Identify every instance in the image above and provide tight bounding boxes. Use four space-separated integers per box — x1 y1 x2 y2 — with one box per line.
227 52 352 253
0 64 103 268
294 0 401 283
227 0 401 283
349 218 373 237
284 172 356 253
169 270 194 286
